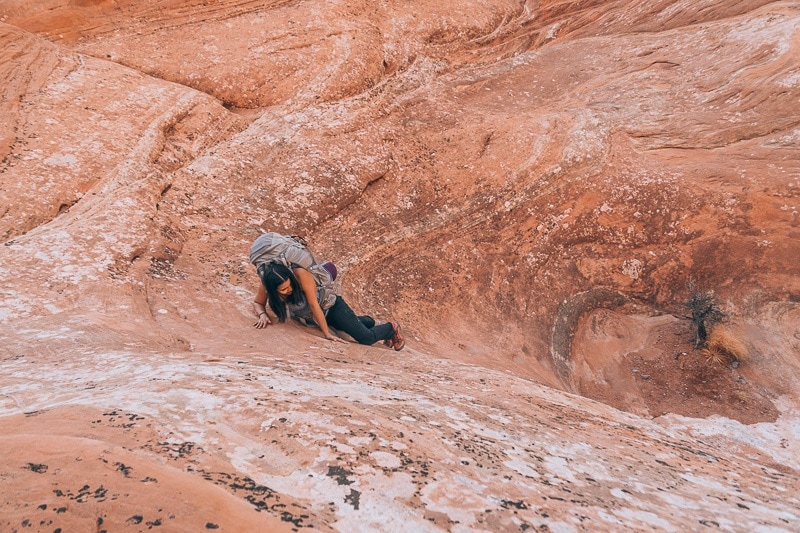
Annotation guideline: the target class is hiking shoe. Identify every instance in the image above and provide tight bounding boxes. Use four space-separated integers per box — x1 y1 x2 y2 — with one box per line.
390 322 405 351
383 323 396 348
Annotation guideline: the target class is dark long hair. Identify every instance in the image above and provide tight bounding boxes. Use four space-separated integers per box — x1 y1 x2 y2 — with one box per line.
258 262 301 323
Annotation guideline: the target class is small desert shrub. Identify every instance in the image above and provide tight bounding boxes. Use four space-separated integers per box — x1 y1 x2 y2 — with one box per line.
702 326 749 366
687 281 726 348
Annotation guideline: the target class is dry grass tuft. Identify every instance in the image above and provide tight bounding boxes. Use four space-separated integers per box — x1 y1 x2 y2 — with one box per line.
703 326 749 366
701 348 725 366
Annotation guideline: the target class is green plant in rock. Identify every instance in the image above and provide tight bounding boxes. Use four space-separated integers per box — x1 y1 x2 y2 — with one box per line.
687 280 726 348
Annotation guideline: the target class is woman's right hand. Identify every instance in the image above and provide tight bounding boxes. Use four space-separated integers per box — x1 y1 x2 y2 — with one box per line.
253 286 271 328
253 314 272 328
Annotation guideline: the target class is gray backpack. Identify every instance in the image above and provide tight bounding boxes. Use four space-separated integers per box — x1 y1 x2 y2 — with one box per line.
250 233 338 309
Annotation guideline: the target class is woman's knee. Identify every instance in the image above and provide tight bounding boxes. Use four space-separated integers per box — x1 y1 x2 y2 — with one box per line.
358 316 376 328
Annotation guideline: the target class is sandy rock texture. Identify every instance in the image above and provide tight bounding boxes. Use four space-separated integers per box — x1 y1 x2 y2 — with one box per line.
1 0 799 531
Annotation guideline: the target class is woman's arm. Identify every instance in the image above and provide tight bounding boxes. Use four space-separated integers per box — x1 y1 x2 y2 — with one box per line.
294 267 344 342
252 284 272 328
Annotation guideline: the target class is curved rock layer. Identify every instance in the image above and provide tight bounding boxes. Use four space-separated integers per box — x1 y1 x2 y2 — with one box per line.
1 0 799 530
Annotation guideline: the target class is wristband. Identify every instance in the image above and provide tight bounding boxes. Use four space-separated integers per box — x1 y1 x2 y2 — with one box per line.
259 312 266 317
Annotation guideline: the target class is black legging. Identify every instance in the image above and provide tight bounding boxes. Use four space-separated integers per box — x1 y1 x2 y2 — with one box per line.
326 296 394 345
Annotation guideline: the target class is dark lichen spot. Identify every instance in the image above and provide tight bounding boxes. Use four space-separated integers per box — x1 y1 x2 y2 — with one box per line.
26 463 48 473
344 489 361 510
115 463 132 477
501 499 529 510
327 466 354 486
279 511 305 527
94 486 108 500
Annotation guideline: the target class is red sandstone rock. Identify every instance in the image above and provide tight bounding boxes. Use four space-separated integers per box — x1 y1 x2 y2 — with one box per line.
1 1 799 530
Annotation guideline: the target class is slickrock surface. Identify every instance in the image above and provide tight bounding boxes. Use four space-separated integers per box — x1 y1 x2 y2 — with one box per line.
1 1 799 531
